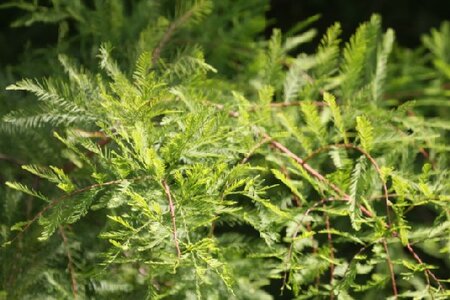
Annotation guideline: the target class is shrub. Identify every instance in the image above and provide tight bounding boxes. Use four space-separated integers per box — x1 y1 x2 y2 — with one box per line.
0 1 449 299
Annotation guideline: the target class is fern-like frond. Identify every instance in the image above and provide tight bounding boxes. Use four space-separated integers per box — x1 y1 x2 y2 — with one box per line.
356 115 374 152
324 92 348 143
315 22 342 77
372 29 394 102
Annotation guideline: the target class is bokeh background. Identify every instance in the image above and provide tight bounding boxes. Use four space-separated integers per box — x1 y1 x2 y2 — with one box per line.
2 0 450 66
267 0 450 47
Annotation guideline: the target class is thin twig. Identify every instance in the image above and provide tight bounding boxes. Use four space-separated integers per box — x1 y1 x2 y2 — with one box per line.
205 100 326 119
59 226 78 299
264 135 374 218
408 242 432 289
263 101 326 109
324 207 335 300
281 165 301 207
266 137 401 296
405 111 437 169
281 198 329 293
334 242 377 297
293 142 399 295
152 8 196 65
303 144 394 226
161 180 181 258
309 219 321 288
26 177 39 219
62 134 111 174
274 141 447 294
406 243 445 291
0 153 25 165
6 177 147 246
382 238 398 297
241 136 271 164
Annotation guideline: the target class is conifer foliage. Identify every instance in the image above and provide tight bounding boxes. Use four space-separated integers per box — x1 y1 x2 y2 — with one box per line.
1 1 449 299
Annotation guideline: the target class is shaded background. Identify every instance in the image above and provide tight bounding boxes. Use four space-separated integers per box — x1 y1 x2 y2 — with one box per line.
1 0 450 66
267 0 450 46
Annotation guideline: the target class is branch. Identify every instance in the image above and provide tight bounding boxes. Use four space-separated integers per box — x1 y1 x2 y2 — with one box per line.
281 198 329 293
344 144 393 226
406 243 445 291
162 180 181 258
62 131 111 174
297 143 447 291
281 165 302 207
334 242 378 297
152 7 196 65
0 153 25 165
405 110 437 169
264 134 374 218
208 100 326 118
266 137 400 296
304 144 394 226
59 226 78 299
382 238 398 297
5 176 148 246
324 207 335 300
241 135 271 164
262 101 326 109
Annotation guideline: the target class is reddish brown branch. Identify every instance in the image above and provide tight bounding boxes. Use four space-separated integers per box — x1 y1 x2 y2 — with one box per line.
382 238 398 297
0 153 25 165
341 144 393 228
63 132 111 174
405 111 437 169
406 243 445 291
298 143 399 295
417 147 436 169
152 8 196 65
277 141 447 293
303 143 394 226
59 226 78 299
267 101 326 108
207 100 326 119
266 137 401 295
264 134 374 218
162 180 181 258
324 207 335 300
6 177 146 246
281 165 302 207
241 136 271 164
281 198 329 293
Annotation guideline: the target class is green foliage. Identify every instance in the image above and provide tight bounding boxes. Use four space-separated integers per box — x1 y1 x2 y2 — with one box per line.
356 115 374 152
1 1 449 299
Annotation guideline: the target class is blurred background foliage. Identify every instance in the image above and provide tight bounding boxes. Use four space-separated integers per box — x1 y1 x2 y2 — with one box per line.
267 0 450 48
2 0 450 67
